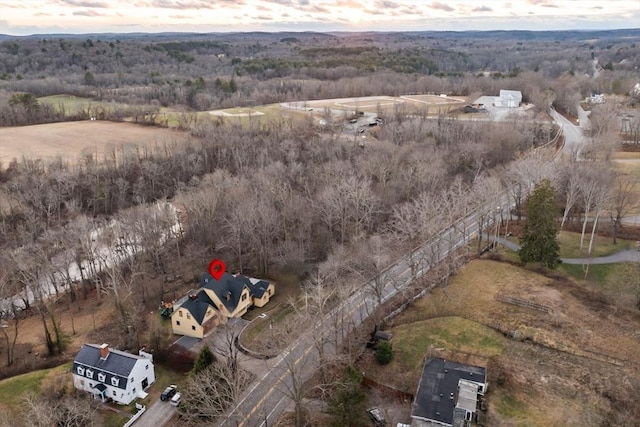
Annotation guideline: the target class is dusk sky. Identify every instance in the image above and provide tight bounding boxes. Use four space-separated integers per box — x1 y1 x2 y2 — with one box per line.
0 0 638 36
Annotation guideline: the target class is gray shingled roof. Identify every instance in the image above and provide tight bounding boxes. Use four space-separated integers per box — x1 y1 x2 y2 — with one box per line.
74 344 141 377
413 358 486 425
200 272 246 312
179 290 216 324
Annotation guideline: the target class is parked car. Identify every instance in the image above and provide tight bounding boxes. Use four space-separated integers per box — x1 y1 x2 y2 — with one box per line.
160 385 177 401
367 407 386 426
170 392 181 406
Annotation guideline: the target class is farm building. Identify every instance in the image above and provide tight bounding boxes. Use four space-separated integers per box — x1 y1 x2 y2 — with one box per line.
411 358 487 427
494 90 522 108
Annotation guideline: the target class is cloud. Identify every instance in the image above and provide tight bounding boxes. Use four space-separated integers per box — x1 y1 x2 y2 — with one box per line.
72 9 104 16
430 2 454 12
58 0 110 7
375 0 401 8
473 5 493 12
138 0 243 9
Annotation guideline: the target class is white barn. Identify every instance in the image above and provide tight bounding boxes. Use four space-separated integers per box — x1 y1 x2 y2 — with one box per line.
495 90 522 108
72 343 155 405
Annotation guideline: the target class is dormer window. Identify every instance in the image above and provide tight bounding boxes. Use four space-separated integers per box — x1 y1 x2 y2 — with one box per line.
111 377 119 387
98 373 106 382
85 369 94 379
77 367 85 376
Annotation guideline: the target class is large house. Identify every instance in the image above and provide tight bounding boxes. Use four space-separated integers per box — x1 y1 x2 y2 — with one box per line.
72 343 155 405
170 272 275 338
494 90 522 108
411 358 487 427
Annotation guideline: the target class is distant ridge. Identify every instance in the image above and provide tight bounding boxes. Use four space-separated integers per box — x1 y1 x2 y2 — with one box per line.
0 28 638 42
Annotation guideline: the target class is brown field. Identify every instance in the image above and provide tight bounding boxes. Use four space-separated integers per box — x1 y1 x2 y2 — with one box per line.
0 121 189 164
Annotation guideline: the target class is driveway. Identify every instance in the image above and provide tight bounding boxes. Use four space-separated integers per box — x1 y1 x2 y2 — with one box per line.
133 399 176 427
491 236 640 264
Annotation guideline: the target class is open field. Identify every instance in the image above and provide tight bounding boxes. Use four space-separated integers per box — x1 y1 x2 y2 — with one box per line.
0 121 189 164
38 94 132 115
283 94 467 115
359 259 640 426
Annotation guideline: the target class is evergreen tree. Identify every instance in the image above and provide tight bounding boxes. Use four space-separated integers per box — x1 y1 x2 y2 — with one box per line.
375 340 394 365
192 344 215 374
519 179 561 269
327 366 367 426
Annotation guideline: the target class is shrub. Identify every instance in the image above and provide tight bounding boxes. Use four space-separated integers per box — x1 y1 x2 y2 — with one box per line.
375 341 393 365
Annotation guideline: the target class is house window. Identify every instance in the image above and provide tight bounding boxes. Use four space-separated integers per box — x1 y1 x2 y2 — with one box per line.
179 310 183 317
176 320 180 326
133 388 136 393
111 377 119 387
98 373 106 382
77 367 85 376
112 390 117 396
79 379 85 386
242 293 247 301
146 365 149 370
186 313 191 319
192 325 196 330
85 369 94 379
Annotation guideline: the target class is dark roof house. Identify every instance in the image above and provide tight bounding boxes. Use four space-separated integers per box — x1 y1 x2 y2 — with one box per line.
412 358 487 427
200 272 247 312
74 343 139 380
177 290 216 324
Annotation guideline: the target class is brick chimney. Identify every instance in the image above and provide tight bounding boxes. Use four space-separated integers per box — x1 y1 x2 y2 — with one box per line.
99 343 109 359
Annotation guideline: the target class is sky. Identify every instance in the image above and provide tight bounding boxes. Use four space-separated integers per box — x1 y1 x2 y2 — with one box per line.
0 0 638 36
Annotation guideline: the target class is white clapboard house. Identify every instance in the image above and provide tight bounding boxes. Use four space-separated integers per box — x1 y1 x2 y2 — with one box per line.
72 343 155 405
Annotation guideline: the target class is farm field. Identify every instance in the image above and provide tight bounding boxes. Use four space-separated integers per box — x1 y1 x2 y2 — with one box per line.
0 121 190 164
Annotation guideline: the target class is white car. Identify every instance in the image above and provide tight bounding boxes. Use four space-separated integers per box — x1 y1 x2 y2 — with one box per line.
170 392 181 406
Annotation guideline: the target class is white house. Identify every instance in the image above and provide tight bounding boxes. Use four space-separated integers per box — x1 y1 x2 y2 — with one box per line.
72 343 155 405
495 90 522 108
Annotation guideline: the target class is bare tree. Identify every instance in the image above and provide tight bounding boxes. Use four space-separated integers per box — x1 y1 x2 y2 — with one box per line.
608 173 639 244
179 361 253 425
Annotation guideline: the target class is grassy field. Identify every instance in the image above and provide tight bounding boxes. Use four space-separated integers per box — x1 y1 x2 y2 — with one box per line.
38 94 132 116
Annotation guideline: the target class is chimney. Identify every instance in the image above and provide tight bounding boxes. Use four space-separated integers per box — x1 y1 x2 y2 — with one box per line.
100 343 109 359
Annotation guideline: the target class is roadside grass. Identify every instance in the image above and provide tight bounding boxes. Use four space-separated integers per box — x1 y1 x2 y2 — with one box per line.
103 411 130 427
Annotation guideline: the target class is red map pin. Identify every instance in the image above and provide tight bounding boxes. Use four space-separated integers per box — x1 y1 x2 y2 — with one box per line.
208 259 226 281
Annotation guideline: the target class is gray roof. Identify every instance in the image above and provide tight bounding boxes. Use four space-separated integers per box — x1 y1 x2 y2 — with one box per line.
412 358 486 426
74 344 142 378
179 290 216 324
200 272 248 311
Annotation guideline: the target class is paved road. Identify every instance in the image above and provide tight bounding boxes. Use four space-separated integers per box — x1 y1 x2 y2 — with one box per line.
550 107 585 158
491 236 640 264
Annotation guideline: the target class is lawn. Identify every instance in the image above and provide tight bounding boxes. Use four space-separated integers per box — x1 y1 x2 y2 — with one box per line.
373 316 505 393
557 231 634 258
0 362 72 419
